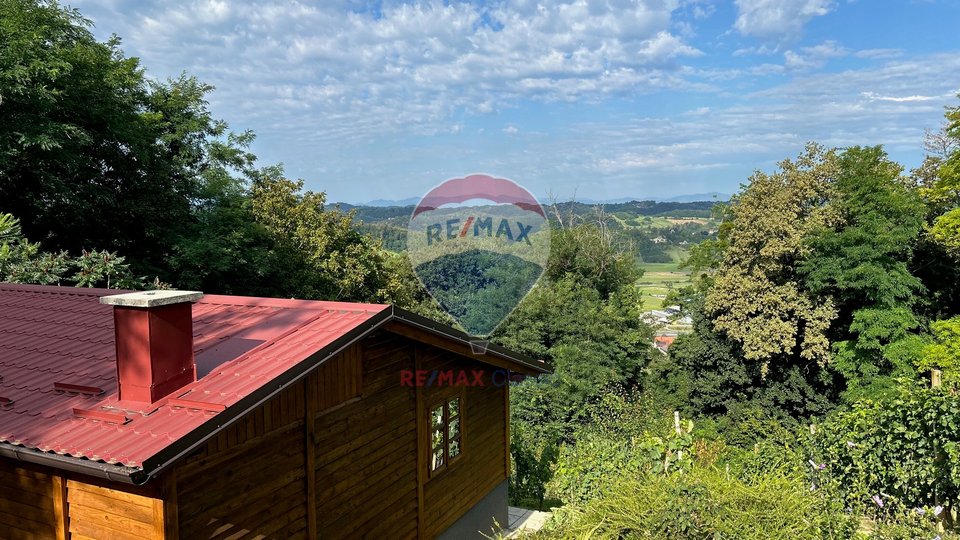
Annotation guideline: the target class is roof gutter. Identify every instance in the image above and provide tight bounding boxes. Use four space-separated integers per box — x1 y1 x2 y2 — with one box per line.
0 442 145 484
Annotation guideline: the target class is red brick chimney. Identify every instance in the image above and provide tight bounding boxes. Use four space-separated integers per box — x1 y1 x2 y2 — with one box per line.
100 290 203 404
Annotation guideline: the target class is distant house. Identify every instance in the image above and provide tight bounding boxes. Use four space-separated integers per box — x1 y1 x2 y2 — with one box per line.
654 334 677 354
641 310 671 325
652 236 667 244
0 284 548 539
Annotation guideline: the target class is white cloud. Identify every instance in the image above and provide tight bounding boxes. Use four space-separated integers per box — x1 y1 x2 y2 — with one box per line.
854 48 904 60
783 40 846 69
734 0 835 40
861 92 939 103
71 0 706 145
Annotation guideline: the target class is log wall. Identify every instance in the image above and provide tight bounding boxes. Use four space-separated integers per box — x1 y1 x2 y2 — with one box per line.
0 459 165 540
419 347 508 538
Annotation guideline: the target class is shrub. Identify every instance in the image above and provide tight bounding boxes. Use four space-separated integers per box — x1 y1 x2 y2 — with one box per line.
815 385 960 515
538 464 856 539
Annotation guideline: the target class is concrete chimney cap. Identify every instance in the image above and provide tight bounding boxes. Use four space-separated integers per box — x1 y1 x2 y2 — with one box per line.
99 290 204 308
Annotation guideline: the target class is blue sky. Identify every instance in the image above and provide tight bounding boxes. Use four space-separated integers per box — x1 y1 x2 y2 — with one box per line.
71 1 960 203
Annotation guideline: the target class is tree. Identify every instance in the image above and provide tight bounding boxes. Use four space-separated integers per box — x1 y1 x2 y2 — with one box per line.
545 207 640 300
919 316 960 390
0 213 152 289
248 168 435 307
0 0 264 282
800 146 926 396
497 277 652 439
704 143 840 364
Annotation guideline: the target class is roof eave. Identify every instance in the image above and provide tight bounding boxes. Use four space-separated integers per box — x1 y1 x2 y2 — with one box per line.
0 442 145 485
386 307 551 375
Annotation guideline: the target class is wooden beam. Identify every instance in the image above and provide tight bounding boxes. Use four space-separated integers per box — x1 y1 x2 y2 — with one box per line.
52 474 68 540
384 321 544 375
305 372 318 539
414 344 426 540
504 381 511 480
156 470 178 540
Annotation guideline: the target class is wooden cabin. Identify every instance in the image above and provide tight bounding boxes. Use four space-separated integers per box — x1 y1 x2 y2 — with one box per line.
0 284 548 539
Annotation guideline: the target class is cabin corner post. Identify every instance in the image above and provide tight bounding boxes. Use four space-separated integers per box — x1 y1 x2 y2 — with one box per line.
305 371 319 539
52 474 68 540
156 470 179 540
415 343 426 540
504 378 511 481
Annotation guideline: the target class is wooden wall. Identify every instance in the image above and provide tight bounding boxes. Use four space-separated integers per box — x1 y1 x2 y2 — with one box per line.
172 341 365 539
0 460 61 539
67 480 165 540
313 331 419 539
0 458 165 540
418 347 508 538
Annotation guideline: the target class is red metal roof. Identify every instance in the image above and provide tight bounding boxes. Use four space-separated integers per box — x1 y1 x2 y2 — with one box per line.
0 283 388 469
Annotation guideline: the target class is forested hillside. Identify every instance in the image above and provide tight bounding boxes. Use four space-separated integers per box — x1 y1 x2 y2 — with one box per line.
4 2 960 539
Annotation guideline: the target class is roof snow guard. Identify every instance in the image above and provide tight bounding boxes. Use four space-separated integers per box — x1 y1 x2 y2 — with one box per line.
0 283 546 484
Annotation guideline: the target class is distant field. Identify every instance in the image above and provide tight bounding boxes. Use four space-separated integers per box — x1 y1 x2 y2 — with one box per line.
637 247 691 309
664 217 710 225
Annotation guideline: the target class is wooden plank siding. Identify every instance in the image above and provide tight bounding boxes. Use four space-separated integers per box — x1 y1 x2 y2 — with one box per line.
0 459 166 540
418 347 508 539
0 460 60 539
66 480 162 540
171 342 365 539
314 331 420 540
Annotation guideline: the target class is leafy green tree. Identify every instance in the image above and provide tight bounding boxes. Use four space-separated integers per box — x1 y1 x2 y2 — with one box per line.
248 169 434 307
799 147 926 397
0 213 151 288
920 316 960 389
498 275 653 440
0 0 268 283
704 144 840 365
546 213 640 300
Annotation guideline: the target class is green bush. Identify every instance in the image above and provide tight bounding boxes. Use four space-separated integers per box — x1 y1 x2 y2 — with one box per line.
815 385 960 514
538 464 856 539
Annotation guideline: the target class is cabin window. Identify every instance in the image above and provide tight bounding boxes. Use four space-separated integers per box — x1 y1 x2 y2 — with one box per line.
429 394 463 475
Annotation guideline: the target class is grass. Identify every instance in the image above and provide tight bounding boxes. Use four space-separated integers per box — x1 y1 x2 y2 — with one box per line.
637 248 691 310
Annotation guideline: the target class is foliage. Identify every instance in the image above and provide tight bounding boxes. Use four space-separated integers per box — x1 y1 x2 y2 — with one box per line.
499 275 653 441
705 143 839 364
0 0 254 277
545 220 640 300
509 420 559 511
815 385 960 515
0 213 155 288
800 146 926 398
920 317 960 389
549 405 694 506
535 464 855 540
247 170 436 309
664 300 838 419
415 249 542 336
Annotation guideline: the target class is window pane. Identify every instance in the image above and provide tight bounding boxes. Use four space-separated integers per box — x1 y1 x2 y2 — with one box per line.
449 397 460 418
450 437 460 459
448 416 460 443
431 406 444 430
432 446 445 471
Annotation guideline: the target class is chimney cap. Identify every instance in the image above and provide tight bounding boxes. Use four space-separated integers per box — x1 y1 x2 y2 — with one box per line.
100 290 203 308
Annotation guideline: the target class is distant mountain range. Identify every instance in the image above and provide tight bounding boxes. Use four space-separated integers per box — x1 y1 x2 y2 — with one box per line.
344 192 730 207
